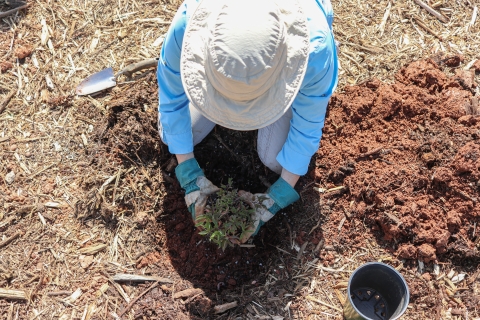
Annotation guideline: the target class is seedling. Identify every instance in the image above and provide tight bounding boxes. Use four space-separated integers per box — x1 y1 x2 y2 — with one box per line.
196 179 255 250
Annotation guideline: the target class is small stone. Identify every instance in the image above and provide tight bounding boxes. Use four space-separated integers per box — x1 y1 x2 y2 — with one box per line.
79 255 94 269
0 61 13 73
421 152 435 164
15 45 33 59
5 171 15 184
451 273 465 283
417 243 436 263
53 142 61 152
42 183 55 194
421 273 432 281
9 144 17 151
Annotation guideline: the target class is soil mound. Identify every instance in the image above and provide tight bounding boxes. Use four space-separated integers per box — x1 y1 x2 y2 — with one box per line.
314 58 479 263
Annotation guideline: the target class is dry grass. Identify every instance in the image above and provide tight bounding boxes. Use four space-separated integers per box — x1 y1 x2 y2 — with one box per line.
334 0 480 88
1 0 479 319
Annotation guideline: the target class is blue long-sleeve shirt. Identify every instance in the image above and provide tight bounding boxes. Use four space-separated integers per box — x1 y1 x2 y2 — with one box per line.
157 0 338 175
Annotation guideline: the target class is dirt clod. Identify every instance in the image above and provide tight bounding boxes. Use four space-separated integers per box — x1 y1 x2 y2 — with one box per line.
15 45 33 59
1 61 13 73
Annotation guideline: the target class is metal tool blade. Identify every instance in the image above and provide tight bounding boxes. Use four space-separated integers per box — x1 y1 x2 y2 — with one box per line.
75 67 116 96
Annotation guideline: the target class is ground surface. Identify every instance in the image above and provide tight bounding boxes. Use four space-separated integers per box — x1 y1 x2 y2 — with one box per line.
1 0 480 319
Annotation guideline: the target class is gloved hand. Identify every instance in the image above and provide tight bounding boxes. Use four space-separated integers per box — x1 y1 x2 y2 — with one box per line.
238 177 299 243
175 158 219 221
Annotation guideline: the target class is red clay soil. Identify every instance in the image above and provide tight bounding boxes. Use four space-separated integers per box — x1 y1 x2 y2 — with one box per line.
312 58 479 263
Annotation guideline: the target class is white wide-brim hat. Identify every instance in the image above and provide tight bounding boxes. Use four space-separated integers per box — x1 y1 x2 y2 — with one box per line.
180 0 309 130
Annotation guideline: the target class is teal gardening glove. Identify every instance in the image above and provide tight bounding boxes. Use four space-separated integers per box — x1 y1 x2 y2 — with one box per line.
175 158 219 221
238 177 299 243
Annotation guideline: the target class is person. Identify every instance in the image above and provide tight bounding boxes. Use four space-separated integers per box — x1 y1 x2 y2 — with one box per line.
157 0 338 242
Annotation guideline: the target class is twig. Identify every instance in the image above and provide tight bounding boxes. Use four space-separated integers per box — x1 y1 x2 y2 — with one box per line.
79 243 107 255
0 3 29 19
413 0 448 23
306 295 342 312
107 279 130 303
46 291 72 297
337 216 346 232
411 16 443 40
0 288 27 300
214 301 238 314
30 274 44 300
117 281 159 318
0 89 16 114
28 163 57 180
468 6 478 31
358 146 384 158
341 52 363 71
0 215 16 229
379 2 391 37
173 288 203 299
343 42 383 54
0 231 23 249
112 274 173 283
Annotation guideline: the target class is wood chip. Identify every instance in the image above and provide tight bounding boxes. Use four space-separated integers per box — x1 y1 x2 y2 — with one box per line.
214 301 238 314
78 244 107 255
0 288 27 300
112 274 173 283
66 288 82 303
173 288 203 299
0 231 23 249
306 295 342 312
0 89 16 114
413 0 449 23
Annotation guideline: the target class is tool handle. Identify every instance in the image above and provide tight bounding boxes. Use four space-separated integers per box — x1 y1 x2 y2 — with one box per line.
116 58 159 79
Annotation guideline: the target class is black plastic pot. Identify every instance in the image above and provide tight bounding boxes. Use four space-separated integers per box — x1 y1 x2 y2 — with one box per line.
343 262 409 320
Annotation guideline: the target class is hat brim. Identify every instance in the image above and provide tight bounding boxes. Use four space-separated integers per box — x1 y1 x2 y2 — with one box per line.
180 0 309 130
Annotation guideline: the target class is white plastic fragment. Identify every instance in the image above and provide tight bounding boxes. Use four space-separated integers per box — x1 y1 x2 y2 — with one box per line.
451 273 465 283
65 288 82 304
417 260 424 274
45 202 61 208
81 133 88 146
152 36 164 47
45 74 55 89
40 19 50 46
5 171 15 184
447 269 455 279
53 141 61 152
313 186 326 193
433 263 440 276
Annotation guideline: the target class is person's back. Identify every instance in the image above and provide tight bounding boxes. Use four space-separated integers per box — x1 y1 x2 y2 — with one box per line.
157 0 338 241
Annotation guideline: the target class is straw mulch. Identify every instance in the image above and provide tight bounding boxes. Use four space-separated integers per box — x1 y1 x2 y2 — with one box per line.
0 0 479 319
